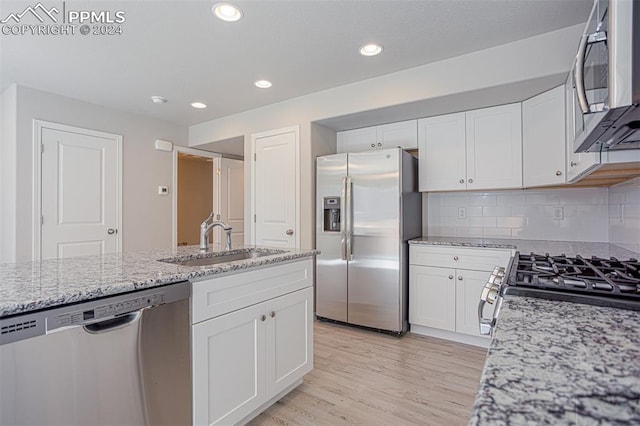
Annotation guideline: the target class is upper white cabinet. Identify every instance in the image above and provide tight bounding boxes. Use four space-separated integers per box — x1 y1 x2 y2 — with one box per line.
337 120 417 153
523 86 566 187
564 78 600 182
418 112 467 191
419 103 522 191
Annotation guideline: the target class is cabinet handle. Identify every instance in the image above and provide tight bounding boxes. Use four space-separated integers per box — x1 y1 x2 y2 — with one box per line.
570 161 577 167
371 143 376 148
556 170 562 176
260 315 266 322
448 275 454 280
453 256 459 261
468 178 474 183
270 311 276 318
459 179 465 184
377 142 382 147
458 276 463 281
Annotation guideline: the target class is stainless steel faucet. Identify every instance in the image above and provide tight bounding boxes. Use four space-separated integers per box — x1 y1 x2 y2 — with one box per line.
200 212 233 252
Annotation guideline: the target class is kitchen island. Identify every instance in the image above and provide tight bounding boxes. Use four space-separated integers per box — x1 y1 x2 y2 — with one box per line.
469 295 640 425
0 245 317 317
0 245 318 426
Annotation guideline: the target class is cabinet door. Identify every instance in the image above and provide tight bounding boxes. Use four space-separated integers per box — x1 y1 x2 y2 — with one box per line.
466 103 523 190
409 265 456 331
418 113 467 191
455 269 492 337
564 82 600 182
377 120 417 150
265 287 313 398
523 86 566 187
192 303 266 426
336 127 377 153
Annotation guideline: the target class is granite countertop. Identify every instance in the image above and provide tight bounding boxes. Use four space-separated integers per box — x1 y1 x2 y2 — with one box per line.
469 296 640 425
0 245 318 318
409 236 640 258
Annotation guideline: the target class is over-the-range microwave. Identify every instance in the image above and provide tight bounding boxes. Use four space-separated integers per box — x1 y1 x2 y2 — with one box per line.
571 0 639 152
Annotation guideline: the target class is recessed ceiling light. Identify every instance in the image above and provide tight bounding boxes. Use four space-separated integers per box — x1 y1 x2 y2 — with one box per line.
191 102 207 109
212 3 243 22
151 96 167 104
359 43 383 56
254 80 272 89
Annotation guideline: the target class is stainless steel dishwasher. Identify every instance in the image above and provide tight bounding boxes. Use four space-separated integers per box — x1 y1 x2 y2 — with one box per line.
0 281 191 426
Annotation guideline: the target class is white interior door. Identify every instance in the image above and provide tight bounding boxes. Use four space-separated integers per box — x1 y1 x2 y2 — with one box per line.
218 158 244 247
252 126 299 248
39 122 121 260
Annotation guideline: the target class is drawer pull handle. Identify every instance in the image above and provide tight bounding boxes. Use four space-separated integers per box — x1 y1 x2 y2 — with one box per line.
261 315 266 322
270 311 276 318
453 256 459 261
448 275 454 280
458 276 463 281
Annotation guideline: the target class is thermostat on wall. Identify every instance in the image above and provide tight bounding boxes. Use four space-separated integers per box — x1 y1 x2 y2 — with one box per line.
158 186 169 195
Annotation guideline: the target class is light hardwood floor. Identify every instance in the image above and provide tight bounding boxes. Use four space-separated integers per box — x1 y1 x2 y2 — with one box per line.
249 320 487 426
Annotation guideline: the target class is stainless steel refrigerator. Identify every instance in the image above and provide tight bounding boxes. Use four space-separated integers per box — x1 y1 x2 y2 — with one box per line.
315 148 421 334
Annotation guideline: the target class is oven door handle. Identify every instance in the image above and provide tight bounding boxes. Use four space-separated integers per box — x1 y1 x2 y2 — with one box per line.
478 299 495 336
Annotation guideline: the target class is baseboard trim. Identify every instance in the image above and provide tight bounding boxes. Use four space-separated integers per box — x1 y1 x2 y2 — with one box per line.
410 324 490 348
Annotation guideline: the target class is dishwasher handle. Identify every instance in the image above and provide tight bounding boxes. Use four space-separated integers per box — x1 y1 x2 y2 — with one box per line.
83 311 142 334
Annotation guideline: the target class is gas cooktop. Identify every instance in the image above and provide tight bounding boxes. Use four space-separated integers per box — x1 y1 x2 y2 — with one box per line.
502 252 640 311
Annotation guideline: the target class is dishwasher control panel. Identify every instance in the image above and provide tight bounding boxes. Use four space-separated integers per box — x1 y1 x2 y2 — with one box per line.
57 293 166 327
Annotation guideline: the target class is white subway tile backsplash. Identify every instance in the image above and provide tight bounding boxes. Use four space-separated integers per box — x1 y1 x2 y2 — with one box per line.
426 186 614 244
609 178 640 253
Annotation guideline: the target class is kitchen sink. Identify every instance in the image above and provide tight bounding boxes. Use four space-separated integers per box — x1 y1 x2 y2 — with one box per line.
159 249 286 267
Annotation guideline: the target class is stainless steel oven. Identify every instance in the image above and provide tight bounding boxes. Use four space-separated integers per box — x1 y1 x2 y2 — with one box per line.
571 0 640 152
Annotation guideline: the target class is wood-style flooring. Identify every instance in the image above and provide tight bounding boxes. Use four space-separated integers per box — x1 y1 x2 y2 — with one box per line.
249 320 487 426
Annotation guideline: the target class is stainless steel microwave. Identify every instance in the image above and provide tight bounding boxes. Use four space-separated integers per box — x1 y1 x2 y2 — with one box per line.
571 0 639 152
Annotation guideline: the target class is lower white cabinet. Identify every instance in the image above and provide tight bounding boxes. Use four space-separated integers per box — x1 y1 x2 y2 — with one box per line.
190 258 314 426
409 245 512 343
193 287 313 426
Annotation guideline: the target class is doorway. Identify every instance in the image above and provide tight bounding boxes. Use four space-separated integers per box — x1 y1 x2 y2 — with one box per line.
172 146 245 249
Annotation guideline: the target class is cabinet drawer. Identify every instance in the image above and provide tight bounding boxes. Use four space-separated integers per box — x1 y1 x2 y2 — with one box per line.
191 258 313 324
410 245 512 271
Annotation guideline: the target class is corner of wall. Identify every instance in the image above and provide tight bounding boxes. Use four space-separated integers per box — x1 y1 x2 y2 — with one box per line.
0 84 18 262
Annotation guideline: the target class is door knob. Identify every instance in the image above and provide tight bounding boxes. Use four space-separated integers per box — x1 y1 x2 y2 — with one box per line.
270 311 276 318
458 276 463 280
459 179 465 184
453 256 459 261
556 171 562 176
448 275 454 280
260 315 266 322
107 228 117 235
285 229 294 236
468 179 474 183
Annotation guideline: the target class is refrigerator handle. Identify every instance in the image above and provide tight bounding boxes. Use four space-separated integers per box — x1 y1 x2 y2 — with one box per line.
340 176 347 261
345 176 353 261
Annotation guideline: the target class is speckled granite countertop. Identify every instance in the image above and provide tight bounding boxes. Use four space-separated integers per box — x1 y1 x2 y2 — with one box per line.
469 296 640 425
0 245 318 318
409 237 639 258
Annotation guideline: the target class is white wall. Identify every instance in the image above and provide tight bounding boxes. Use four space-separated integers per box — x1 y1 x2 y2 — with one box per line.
9 85 188 261
427 188 610 242
609 178 640 253
1 84 18 262
189 24 584 249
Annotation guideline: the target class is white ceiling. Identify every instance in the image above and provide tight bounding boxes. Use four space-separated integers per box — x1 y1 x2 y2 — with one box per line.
1 0 592 128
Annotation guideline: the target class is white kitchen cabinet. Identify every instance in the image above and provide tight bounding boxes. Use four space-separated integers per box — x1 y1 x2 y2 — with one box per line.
564 79 600 182
337 120 417 153
418 104 522 191
409 245 513 344
523 86 566 187
191 259 313 426
418 112 466 191
409 265 456 331
466 103 522 190
192 302 266 426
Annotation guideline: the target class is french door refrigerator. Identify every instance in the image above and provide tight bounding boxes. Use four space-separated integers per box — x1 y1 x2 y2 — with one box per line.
316 148 421 334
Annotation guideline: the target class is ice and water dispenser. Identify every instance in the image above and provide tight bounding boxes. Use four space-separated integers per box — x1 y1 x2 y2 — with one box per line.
322 197 341 232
